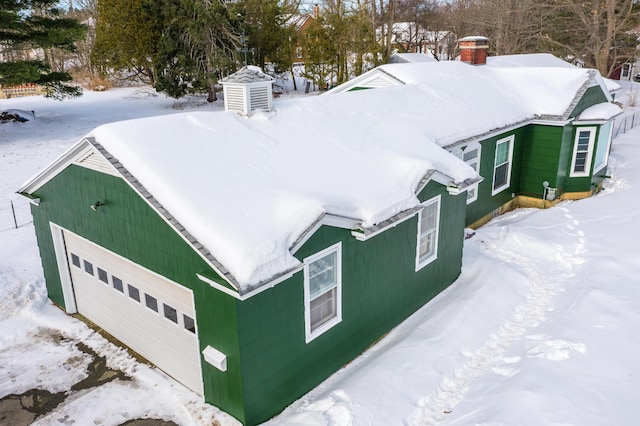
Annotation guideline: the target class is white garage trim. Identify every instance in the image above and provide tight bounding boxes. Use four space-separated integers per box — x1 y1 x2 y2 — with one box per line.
51 223 77 313
52 224 204 396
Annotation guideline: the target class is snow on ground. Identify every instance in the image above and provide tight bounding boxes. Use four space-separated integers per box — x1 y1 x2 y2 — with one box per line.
2 82 640 425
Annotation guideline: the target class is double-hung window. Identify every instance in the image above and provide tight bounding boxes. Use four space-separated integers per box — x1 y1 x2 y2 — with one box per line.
450 142 481 203
492 136 514 195
303 243 342 342
415 196 441 271
570 127 596 177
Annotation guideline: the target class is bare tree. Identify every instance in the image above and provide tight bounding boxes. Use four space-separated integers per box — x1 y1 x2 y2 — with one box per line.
541 0 640 76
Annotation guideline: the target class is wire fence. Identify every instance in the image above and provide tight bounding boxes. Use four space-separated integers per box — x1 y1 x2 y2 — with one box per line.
613 109 640 139
0 197 32 232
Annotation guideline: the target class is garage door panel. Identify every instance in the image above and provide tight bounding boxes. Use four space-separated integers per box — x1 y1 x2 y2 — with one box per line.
63 230 203 395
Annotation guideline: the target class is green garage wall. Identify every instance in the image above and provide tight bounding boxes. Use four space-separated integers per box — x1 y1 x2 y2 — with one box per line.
28 165 245 422
235 181 467 425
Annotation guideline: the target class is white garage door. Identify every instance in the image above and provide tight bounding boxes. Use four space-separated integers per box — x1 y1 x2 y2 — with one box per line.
63 230 203 395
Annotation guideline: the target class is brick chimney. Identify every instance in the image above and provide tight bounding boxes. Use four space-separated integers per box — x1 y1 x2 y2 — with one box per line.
459 36 489 65
313 4 320 19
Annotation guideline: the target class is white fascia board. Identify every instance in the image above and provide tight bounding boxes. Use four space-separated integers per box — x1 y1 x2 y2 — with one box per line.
530 118 573 127
197 265 303 301
441 121 531 150
290 213 359 255
18 138 92 195
351 210 418 242
324 69 404 94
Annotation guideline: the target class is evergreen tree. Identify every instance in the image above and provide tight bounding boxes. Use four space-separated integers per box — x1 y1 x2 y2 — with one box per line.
151 0 239 102
0 0 85 99
232 0 297 73
92 0 162 84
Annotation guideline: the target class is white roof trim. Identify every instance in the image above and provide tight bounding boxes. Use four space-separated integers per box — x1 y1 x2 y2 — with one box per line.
325 69 405 94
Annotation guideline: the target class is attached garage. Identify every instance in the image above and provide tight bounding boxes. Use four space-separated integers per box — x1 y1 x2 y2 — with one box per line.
59 228 203 395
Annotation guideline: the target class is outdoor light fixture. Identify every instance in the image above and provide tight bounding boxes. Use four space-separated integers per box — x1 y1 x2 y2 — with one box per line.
90 201 104 211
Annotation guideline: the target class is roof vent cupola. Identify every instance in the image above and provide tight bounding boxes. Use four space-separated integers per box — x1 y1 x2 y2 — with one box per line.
219 66 274 115
458 36 489 66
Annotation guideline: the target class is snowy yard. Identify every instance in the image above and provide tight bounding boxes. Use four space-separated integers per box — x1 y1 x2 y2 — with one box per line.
2 87 640 425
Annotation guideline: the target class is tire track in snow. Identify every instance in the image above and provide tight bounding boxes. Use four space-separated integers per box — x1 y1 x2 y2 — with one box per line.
405 207 587 426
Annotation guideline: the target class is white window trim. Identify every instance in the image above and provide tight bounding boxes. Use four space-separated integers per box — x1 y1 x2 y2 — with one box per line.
569 127 596 177
303 242 342 343
450 142 481 204
415 195 441 271
570 126 597 177
593 122 613 174
491 135 515 196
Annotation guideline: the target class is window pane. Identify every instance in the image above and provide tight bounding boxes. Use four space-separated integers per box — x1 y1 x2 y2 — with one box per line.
112 276 124 292
97 268 108 284
574 152 587 172
127 284 140 302
83 260 94 275
494 163 507 189
420 203 437 234
577 131 591 150
418 231 435 262
145 294 158 312
495 141 509 164
594 123 612 170
183 315 196 333
71 253 81 268
463 149 478 161
308 252 337 299
163 304 178 323
310 287 337 332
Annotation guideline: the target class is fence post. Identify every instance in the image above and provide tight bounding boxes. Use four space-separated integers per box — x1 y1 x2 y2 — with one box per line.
11 200 18 229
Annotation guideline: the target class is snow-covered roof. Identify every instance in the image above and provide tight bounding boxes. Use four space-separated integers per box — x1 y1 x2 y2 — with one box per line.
328 60 601 121
389 53 437 64
328 57 615 121
486 53 576 69
21 84 481 294
20 56 619 295
576 102 622 122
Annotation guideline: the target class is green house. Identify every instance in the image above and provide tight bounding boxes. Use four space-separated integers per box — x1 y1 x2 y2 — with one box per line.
18 83 481 425
328 46 621 228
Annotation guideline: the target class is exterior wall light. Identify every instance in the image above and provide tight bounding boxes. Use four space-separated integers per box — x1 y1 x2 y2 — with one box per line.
90 201 104 211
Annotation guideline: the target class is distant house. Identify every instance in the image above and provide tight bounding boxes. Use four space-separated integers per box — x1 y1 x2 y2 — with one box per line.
19 68 480 425
288 7 318 65
386 24 456 60
327 38 622 228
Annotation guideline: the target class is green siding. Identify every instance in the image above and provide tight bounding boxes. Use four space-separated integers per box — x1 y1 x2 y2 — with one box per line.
235 181 466 425
465 127 527 225
519 124 566 197
29 165 245 423
570 86 609 118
